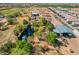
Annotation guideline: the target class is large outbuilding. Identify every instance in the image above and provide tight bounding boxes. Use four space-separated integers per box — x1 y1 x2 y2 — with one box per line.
53 24 73 37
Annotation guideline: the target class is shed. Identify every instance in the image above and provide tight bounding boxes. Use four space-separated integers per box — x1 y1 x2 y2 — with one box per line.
32 12 39 16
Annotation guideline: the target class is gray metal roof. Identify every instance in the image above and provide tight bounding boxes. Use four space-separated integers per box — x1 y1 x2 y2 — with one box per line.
54 24 72 34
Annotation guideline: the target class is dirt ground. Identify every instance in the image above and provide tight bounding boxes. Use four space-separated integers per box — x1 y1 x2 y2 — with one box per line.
0 25 16 47
57 37 79 55
67 38 79 55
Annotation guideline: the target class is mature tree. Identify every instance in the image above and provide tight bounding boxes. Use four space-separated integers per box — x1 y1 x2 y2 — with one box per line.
27 36 34 43
14 24 27 37
32 20 39 32
0 25 8 31
23 19 28 25
0 41 15 55
11 40 33 55
18 24 25 32
39 16 47 26
11 48 26 55
46 21 54 31
46 32 57 45
14 26 20 37
7 18 15 25
34 26 44 38
33 20 39 27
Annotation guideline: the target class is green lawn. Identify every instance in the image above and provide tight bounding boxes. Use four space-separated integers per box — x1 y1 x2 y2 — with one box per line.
0 8 21 17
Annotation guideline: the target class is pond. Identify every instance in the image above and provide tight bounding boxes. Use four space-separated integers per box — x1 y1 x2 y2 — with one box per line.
18 25 34 41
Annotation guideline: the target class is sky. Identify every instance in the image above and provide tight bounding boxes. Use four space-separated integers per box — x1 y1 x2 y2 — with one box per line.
0 0 78 3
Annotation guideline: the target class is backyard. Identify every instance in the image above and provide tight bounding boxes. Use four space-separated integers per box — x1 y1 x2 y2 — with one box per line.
0 5 79 55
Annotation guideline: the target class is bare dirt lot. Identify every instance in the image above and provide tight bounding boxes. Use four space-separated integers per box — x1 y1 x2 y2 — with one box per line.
0 25 16 47
67 38 79 55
